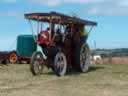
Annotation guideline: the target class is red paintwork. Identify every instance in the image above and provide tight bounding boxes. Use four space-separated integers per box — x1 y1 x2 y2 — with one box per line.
19 57 30 63
0 51 18 63
37 30 55 46
0 52 9 61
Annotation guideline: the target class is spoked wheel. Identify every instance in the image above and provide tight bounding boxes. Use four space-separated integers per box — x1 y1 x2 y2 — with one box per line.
74 43 90 72
54 52 67 76
8 52 18 64
80 44 90 72
30 51 44 75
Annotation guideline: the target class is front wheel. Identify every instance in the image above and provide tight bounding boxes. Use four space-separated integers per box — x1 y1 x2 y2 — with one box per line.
30 51 44 75
54 52 67 76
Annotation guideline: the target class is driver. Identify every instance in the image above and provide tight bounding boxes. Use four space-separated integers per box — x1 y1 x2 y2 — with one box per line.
65 24 71 34
40 27 50 40
37 27 50 45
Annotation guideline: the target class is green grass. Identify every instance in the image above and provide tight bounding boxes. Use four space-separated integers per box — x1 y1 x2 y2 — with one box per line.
0 63 128 96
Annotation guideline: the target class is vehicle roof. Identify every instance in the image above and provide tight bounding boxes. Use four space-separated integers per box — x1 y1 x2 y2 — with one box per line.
24 11 97 26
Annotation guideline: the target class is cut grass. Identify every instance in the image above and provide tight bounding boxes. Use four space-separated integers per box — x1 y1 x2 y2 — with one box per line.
0 63 128 96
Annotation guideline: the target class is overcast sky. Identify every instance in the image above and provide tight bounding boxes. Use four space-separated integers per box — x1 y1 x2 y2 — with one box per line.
0 0 128 51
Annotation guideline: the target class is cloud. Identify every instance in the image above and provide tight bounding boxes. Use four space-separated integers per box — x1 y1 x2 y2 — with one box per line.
30 0 61 6
1 0 17 3
64 0 108 4
29 0 112 7
81 0 128 16
117 0 128 7
0 10 23 17
1 0 128 16
86 6 128 16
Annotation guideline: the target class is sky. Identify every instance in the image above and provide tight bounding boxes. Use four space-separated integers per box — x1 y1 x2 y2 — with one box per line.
0 0 128 51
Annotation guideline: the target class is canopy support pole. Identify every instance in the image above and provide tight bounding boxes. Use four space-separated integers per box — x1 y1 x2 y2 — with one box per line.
28 20 37 42
86 26 94 41
37 20 40 35
41 22 43 31
88 26 94 35
49 17 52 41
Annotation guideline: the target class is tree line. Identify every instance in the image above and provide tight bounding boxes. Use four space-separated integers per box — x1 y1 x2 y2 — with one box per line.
92 48 128 58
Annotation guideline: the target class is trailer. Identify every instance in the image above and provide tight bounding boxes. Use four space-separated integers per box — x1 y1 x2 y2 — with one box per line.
0 35 37 64
0 51 18 64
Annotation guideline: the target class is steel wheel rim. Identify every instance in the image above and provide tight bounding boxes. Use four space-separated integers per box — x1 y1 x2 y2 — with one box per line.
54 52 67 76
33 53 43 74
9 53 17 63
80 44 90 72
33 61 40 74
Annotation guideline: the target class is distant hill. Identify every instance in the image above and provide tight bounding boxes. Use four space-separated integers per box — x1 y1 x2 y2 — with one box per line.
91 48 128 58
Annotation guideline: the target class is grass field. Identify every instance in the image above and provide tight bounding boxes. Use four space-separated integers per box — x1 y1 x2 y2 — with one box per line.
0 63 128 96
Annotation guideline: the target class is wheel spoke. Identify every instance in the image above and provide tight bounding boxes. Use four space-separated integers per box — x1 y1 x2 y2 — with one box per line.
9 53 17 63
30 51 43 75
33 61 39 73
54 52 67 76
80 44 90 72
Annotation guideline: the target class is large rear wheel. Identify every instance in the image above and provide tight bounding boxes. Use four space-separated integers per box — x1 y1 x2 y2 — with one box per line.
30 51 44 75
74 43 90 72
54 52 67 76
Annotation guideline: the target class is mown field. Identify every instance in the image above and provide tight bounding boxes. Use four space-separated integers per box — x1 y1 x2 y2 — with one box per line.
0 63 128 96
